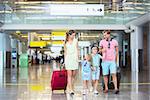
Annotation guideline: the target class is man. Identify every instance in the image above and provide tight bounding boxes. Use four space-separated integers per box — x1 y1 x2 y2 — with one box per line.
99 30 119 94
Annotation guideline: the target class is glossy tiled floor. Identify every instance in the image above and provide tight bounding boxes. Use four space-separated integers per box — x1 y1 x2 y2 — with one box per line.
0 62 150 100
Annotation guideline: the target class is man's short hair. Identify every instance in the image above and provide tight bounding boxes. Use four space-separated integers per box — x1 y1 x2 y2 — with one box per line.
103 30 111 34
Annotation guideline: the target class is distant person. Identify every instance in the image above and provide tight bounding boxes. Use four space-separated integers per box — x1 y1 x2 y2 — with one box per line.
100 30 119 94
60 55 64 65
64 30 79 95
45 55 48 63
47 55 50 63
38 52 42 64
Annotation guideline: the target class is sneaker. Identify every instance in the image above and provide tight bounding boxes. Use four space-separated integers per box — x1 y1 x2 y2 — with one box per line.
70 90 74 95
103 90 108 93
94 90 99 95
114 90 119 94
86 89 90 94
90 87 94 92
82 90 86 95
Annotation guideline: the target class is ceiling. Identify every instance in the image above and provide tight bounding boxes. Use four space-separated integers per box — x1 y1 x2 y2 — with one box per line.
1 0 148 25
1 0 149 40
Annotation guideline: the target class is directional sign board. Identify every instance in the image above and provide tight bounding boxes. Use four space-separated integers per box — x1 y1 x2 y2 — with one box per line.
50 4 104 16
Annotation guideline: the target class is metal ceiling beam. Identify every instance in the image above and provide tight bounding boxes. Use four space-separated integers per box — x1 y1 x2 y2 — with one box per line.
2 24 127 30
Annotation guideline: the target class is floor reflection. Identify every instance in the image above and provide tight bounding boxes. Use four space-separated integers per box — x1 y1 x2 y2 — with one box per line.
0 62 150 100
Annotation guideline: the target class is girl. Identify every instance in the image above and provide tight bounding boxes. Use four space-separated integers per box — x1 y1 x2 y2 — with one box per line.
82 54 92 95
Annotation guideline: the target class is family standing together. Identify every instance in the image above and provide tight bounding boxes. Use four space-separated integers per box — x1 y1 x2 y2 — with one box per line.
64 30 119 95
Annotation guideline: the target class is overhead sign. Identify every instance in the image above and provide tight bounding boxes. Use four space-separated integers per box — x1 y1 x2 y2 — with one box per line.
50 4 104 16
51 31 66 40
51 31 66 36
30 41 46 47
51 36 65 40
51 40 64 46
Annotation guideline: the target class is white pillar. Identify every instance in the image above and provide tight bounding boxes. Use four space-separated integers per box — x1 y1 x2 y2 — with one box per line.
88 46 91 54
0 50 3 85
0 33 11 85
80 47 84 60
84 47 88 56
130 25 143 72
18 41 22 55
0 33 4 86
130 25 136 71
28 32 31 56
131 71 139 100
149 29 150 96
148 28 150 66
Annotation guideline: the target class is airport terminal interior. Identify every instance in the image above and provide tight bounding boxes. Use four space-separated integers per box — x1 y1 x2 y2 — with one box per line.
0 0 150 100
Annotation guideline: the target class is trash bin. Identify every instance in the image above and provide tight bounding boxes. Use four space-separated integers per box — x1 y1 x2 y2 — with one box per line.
19 53 28 68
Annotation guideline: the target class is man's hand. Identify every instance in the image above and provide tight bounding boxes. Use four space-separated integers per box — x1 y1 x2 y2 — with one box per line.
115 46 119 65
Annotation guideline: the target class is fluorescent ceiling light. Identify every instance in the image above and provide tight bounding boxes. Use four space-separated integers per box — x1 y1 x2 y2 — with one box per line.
16 31 21 34
25 16 88 20
110 11 124 14
51 44 63 47
79 36 99 38
103 16 134 20
124 7 134 10
144 3 150 6
124 2 143 5
22 36 28 38
45 1 85 4
125 6 145 10
0 11 12 13
51 36 65 40
15 2 41 4
25 16 71 20
38 35 51 38
129 11 146 14
14 10 45 13
20 6 46 9
123 2 133 5
42 37 50 40
15 1 85 4
135 7 145 10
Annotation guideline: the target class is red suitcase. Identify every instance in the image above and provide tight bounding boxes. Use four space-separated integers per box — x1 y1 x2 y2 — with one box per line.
51 69 67 92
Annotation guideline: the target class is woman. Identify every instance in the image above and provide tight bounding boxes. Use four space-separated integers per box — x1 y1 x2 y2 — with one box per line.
64 30 79 95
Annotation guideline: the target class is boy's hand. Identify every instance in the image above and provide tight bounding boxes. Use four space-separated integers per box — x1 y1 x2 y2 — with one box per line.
102 48 106 52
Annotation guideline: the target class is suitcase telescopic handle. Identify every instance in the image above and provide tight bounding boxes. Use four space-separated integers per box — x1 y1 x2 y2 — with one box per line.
59 64 65 71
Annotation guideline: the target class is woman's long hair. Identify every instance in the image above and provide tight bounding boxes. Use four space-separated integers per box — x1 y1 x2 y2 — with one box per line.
65 30 75 44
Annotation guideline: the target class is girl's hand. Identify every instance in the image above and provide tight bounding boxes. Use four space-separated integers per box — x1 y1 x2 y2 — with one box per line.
91 66 96 71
